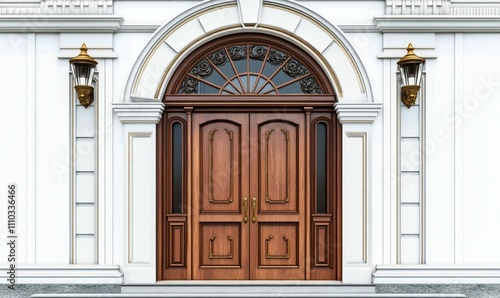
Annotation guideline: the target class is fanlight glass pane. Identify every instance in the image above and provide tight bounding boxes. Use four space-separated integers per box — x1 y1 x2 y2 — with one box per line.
250 55 265 73
199 82 219 94
172 122 183 214
177 43 325 94
277 81 303 94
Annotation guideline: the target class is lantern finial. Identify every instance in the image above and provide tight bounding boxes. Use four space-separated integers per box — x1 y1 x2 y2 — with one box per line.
69 43 98 66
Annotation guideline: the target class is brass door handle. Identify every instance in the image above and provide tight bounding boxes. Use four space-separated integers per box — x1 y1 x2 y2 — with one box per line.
252 197 257 223
243 198 248 223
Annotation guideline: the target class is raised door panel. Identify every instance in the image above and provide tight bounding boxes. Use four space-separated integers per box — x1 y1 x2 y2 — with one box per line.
200 223 241 267
259 223 299 267
199 120 242 213
257 120 299 213
249 113 305 280
192 113 250 280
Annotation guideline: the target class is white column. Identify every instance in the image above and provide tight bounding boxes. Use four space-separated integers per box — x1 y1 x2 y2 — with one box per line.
113 102 164 284
335 102 382 284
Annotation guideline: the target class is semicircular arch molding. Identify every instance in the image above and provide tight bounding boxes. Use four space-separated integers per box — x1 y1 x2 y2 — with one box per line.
123 0 373 103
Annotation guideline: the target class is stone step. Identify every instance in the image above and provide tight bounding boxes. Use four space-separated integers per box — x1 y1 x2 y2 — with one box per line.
121 282 376 295
31 294 467 298
31 283 467 298
30 283 466 298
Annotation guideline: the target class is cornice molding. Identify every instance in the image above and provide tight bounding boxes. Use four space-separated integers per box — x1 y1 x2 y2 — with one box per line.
338 24 380 33
117 23 162 33
0 15 123 33
374 265 500 284
335 102 382 124
374 15 500 32
113 102 165 124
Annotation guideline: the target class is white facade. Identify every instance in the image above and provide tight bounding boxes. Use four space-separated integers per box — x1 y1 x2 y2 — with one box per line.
1 0 500 287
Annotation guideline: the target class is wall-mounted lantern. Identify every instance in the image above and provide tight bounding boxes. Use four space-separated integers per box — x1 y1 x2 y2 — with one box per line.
69 43 98 108
397 43 425 108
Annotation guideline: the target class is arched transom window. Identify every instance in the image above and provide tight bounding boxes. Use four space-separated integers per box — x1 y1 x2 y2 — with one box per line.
176 42 326 95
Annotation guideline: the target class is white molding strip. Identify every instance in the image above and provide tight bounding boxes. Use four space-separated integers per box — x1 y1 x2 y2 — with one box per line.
0 15 123 33
58 49 118 59
114 24 382 34
373 265 500 284
113 102 165 124
335 103 383 124
117 24 162 33
374 15 500 33
0 265 122 284
377 49 438 60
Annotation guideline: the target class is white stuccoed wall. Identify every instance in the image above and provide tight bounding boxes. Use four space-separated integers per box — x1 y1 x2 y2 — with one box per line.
461 34 500 265
0 32 32 266
425 33 455 265
0 33 72 265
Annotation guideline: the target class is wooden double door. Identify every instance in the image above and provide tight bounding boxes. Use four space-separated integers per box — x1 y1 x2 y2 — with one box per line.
192 112 305 280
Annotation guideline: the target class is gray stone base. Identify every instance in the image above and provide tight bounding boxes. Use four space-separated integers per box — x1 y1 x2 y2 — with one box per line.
0 284 121 298
5 283 500 298
376 284 500 298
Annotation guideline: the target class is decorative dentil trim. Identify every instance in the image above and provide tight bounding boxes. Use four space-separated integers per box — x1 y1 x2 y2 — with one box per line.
386 0 500 16
0 0 113 15
374 15 500 33
386 0 450 15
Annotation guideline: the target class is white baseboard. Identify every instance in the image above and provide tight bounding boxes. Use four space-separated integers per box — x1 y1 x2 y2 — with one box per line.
373 265 500 284
0 265 123 284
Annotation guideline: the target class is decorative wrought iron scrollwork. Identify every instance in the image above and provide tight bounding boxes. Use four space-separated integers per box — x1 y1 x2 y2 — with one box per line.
300 77 324 94
178 76 198 94
282 59 308 78
208 49 228 66
228 45 247 60
250 45 268 61
176 42 327 95
191 58 213 77
268 48 289 65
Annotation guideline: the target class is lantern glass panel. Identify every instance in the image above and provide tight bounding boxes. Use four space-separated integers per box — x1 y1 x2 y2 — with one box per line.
399 62 423 87
71 63 96 87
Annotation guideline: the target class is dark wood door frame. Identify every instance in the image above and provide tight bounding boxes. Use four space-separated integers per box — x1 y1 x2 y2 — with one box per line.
157 106 342 280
